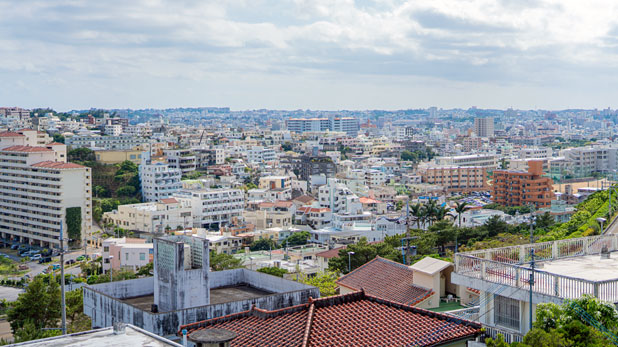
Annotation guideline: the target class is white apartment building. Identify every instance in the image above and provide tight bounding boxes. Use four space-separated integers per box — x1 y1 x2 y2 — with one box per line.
65 135 147 150
102 198 192 234
474 117 494 137
0 136 92 248
139 152 182 202
561 145 618 177
164 149 197 175
287 117 359 136
434 154 498 168
518 147 552 159
175 188 244 229
104 124 123 136
102 237 153 272
318 178 364 215
124 124 152 137
365 169 386 187
247 146 276 164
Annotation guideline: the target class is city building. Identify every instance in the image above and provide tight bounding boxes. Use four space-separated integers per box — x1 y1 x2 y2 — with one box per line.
164 149 197 176
452 234 618 341
84 235 319 337
247 146 276 164
0 143 92 248
474 117 494 137
65 135 147 150
139 152 182 202
421 166 489 193
175 188 244 229
102 198 192 234
94 149 143 164
102 237 153 272
287 117 360 136
434 154 498 168
492 160 555 208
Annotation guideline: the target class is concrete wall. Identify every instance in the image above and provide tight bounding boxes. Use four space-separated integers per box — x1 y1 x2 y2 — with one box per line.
91 277 154 299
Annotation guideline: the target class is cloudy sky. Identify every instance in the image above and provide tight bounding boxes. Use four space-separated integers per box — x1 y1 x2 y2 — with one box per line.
1 0 618 111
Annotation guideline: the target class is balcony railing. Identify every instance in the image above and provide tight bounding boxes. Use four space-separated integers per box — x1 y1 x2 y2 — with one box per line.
455 234 618 302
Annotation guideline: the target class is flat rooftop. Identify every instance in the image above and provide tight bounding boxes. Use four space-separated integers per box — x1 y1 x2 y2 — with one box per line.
14 325 180 346
121 284 273 312
539 253 618 281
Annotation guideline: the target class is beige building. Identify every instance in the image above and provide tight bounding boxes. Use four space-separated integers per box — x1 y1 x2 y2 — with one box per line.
102 198 192 234
0 131 92 248
95 149 143 164
243 210 292 229
421 166 489 193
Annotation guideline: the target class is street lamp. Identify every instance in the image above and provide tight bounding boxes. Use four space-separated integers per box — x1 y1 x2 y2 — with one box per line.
109 255 114 282
347 251 355 273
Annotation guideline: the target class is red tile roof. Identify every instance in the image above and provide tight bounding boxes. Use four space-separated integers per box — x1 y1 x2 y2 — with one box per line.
0 131 25 137
160 198 178 204
297 206 330 214
46 142 65 146
2 145 53 152
315 246 346 259
337 257 433 306
31 161 86 169
178 291 481 346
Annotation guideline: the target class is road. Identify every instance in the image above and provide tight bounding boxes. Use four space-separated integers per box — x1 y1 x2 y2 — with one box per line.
1 246 101 280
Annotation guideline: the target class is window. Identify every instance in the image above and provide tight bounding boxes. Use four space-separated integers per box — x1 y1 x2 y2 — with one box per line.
140 253 145 261
103 246 109 252
494 295 520 330
126 253 129 261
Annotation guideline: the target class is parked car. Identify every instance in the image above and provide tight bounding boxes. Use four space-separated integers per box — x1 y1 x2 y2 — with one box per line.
31 254 41 260
11 244 19 250
65 259 76 265
18 264 28 270
52 264 60 270
76 255 86 261
39 257 52 264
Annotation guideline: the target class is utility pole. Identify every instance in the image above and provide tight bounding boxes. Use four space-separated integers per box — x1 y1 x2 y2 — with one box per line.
529 220 535 331
59 224 67 335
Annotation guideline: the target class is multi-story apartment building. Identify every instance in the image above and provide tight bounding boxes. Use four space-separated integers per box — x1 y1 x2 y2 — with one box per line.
519 147 552 159
194 147 225 167
364 169 386 187
287 155 337 181
434 154 498 169
164 149 197 175
103 124 123 136
0 133 92 248
247 146 276 164
474 117 494 137
139 152 182 202
102 198 192 234
492 161 555 208
421 166 489 193
561 145 618 178
318 178 363 215
102 237 152 273
124 124 152 137
176 188 244 230
287 117 360 136
65 135 146 150
0 107 31 128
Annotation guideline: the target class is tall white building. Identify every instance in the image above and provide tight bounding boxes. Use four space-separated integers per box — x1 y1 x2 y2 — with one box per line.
102 198 192 234
318 178 363 214
247 146 276 164
175 188 244 229
474 117 494 137
139 152 182 202
0 131 92 248
287 117 360 136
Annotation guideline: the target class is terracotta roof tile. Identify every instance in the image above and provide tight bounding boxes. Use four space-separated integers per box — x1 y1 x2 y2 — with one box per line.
315 246 346 259
0 131 25 137
2 145 53 152
178 291 481 347
160 198 178 204
31 161 86 169
337 257 433 306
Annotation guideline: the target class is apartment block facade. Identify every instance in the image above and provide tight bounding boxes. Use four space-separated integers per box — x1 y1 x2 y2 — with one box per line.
102 198 192 234
287 117 360 136
0 134 92 248
139 152 182 202
492 161 555 208
421 166 489 193
176 188 244 229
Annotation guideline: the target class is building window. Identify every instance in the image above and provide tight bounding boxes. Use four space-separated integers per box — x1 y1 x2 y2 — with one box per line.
140 253 145 261
494 295 520 330
126 253 129 261
103 246 109 252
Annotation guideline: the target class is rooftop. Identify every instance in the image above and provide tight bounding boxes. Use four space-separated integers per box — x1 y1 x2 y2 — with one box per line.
337 257 433 306
178 290 481 347
121 285 273 312
539 254 618 282
31 161 87 169
12 324 181 347
2 145 53 152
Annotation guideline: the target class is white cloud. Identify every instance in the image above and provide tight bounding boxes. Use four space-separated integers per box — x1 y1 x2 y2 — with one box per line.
0 0 618 110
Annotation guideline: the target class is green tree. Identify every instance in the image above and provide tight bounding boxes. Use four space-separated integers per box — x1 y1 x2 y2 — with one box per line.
52 134 65 144
7 275 61 334
210 251 243 271
454 201 469 228
66 207 82 241
68 148 95 162
300 271 338 296
535 212 555 231
328 238 398 274
250 238 278 251
136 262 154 276
283 231 310 247
257 266 288 277
66 288 91 333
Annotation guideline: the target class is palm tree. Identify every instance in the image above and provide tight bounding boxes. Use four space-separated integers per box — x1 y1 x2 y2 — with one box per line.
453 201 469 253
410 203 423 229
422 204 435 228
435 205 449 222
454 201 469 228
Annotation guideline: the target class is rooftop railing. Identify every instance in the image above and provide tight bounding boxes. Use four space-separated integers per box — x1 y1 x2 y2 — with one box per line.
455 234 618 302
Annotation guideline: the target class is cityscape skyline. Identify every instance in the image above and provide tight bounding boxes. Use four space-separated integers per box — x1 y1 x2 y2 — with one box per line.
2 0 618 111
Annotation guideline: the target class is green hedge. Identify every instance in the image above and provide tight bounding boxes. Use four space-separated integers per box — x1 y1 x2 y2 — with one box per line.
66 207 82 241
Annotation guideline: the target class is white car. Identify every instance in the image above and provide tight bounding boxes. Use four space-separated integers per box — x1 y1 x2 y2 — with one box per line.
31 254 41 260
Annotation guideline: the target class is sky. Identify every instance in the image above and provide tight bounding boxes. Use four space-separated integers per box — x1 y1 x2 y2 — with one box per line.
1 0 618 111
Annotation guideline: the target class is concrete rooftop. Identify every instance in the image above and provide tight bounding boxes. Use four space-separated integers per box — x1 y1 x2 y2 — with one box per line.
539 253 618 281
121 284 273 312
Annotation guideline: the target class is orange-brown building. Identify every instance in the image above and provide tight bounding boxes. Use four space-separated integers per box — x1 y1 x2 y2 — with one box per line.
492 160 555 208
